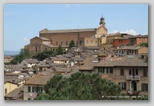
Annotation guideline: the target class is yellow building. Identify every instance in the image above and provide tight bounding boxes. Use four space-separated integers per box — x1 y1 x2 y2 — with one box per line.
4 81 18 95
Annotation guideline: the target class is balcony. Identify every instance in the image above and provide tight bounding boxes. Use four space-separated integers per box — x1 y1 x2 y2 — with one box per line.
127 90 141 96
126 75 140 80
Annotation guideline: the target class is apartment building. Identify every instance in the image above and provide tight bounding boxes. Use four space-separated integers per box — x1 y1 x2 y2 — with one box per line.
78 55 148 96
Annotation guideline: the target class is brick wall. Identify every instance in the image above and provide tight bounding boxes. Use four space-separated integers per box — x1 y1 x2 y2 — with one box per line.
40 31 96 47
136 37 148 45
113 39 130 48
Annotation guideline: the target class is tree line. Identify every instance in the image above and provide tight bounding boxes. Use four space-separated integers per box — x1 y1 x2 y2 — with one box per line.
6 40 76 64
35 72 148 100
35 72 122 100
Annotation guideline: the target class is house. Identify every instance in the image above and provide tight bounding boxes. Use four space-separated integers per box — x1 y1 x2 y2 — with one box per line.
23 70 54 100
4 56 13 63
116 46 148 57
4 81 19 96
50 55 70 64
78 55 148 96
4 64 27 72
113 38 130 48
20 59 39 68
4 73 30 95
23 67 72 100
129 35 148 45
71 57 84 65
4 86 24 100
93 55 148 95
34 61 51 72
78 57 98 73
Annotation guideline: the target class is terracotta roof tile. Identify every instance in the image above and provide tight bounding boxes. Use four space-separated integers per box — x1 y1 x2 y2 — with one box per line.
78 57 98 70
94 55 148 67
25 71 54 85
24 59 39 64
40 28 96 33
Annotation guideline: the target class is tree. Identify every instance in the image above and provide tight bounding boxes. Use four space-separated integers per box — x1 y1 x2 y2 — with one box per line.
20 48 31 59
140 43 148 47
32 49 55 61
35 72 121 100
8 48 32 64
57 45 64 55
69 40 76 48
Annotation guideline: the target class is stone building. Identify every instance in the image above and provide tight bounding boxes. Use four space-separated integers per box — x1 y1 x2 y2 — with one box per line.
78 55 148 96
25 16 109 55
83 16 108 48
40 28 96 47
23 68 72 100
130 35 148 45
4 86 24 100
116 46 148 57
25 28 97 55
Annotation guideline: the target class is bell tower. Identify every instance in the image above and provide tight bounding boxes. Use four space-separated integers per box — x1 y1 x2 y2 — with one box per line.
95 16 108 38
99 16 106 26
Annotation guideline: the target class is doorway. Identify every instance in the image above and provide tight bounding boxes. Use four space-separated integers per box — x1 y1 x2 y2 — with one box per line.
131 81 137 91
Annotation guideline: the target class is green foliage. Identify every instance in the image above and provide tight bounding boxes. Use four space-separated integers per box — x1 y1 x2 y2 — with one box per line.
140 43 148 47
35 72 121 100
32 46 66 61
57 45 64 55
69 40 76 48
33 49 55 61
8 48 31 64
